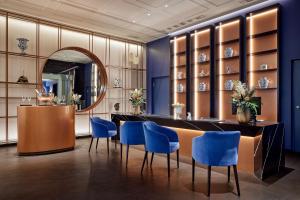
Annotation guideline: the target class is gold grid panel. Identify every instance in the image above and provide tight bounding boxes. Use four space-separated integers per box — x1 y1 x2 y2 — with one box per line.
0 11 146 144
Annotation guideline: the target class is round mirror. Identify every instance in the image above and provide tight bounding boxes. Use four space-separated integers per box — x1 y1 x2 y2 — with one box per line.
42 47 107 112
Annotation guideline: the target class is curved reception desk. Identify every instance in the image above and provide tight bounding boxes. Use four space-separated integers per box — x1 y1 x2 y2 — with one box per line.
17 105 75 155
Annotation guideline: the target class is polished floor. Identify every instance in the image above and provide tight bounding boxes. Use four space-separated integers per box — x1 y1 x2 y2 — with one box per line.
0 138 299 200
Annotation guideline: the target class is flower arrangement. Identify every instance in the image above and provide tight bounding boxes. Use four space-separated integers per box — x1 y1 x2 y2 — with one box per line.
129 89 145 115
72 93 82 105
129 89 145 107
232 81 258 123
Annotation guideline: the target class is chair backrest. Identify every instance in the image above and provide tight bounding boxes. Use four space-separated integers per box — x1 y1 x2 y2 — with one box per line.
143 121 170 153
120 121 145 145
192 131 241 166
90 117 109 137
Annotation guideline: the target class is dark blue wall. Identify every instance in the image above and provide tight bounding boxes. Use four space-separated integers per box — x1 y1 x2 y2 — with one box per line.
146 0 300 151
146 36 170 113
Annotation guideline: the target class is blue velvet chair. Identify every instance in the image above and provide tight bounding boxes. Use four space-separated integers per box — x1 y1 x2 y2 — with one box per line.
89 117 117 154
120 121 146 168
192 131 241 196
142 121 180 177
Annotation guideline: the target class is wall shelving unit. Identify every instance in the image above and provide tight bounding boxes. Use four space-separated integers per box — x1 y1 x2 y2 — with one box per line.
170 34 189 118
246 5 279 122
190 26 214 119
215 17 243 120
0 9 146 144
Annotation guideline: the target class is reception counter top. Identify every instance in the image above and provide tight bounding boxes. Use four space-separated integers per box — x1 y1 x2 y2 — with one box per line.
17 105 75 155
111 113 284 179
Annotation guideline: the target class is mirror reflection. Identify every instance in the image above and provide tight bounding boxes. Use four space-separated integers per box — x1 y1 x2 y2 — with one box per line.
42 49 102 111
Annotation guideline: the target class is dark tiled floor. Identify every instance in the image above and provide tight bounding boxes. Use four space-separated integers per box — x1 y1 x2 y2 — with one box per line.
0 138 299 200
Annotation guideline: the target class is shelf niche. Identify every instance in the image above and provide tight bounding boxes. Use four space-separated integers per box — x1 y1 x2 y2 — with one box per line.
215 18 242 120
246 6 279 122
170 35 187 118
191 27 212 119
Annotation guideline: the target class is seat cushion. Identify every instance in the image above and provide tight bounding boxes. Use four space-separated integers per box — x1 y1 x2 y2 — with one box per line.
169 142 180 153
108 130 117 137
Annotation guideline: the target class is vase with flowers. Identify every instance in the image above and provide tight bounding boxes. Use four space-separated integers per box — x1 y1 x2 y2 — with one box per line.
72 93 82 110
129 89 145 115
232 81 258 124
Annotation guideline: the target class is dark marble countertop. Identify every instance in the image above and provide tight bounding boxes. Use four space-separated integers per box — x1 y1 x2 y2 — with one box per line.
111 113 283 137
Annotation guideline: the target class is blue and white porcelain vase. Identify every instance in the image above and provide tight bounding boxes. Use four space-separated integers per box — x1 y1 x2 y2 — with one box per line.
16 38 29 54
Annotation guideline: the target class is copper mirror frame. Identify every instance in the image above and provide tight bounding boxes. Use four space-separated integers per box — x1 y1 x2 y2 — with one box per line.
40 47 108 112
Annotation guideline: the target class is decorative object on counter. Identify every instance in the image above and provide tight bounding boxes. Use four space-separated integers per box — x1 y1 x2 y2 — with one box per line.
114 103 120 112
113 78 121 88
259 64 268 71
72 93 82 110
258 77 270 89
177 83 184 93
198 53 207 63
172 102 185 119
35 89 54 105
16 38 29 54
232 81 258 124
129 88 145 115
21 96 32 106
52 96 60 105
177 72 183 79
198 82 207 92
224 47 234 58
225 66 232 74
199 69 207 77
187 112 192 120
225 80 234 90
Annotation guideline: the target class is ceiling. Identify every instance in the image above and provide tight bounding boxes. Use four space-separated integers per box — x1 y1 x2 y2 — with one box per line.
0 0 266 43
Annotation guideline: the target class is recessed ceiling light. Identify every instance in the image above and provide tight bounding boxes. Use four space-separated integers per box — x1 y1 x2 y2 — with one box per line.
132 20 136 23
147 13 151 16
164 4 169 8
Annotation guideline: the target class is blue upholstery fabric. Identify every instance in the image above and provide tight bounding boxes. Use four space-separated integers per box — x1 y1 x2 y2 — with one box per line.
192 131 241 166
92 117 117 131
143 121 179 154
90 117 117 138
120 121 145 145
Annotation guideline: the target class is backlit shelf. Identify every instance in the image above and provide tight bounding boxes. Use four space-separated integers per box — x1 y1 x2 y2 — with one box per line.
247 29 277 39
247 49 277 56
193 45 210 51
248 68 277 73
216 38 239 46
255 87 277 90
218 72 240 76
195 75 210 78
192 61 210 65
216 55 240 61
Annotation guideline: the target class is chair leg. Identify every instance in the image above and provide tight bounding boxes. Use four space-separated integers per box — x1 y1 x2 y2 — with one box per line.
167 153 170 178
150 153 154 167
176 149 179 168
88 137 94 152
228 166 230 182
233 165 241 196
96 138 99 151
192 158 195 183
107 138 109 155
141 151 148 174
120 144 123 160
208 166 211 197
126 145 130 168
115 136 117 149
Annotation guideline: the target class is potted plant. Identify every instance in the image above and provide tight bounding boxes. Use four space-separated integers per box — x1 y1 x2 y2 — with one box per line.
232 81 258 124
129 89 145 115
